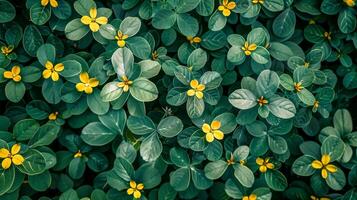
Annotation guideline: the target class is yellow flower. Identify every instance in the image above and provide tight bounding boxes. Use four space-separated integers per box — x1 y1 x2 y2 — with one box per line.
41 0 58 8
1 45 14 56
311 154 337 179
48 112 59 120
309 19 316 25
187 36 201 44
310 195 330 200
3 66 21 82
294 82 303 92
218 0 236 17
75 72 99 94
0 144 25 169
187 79 205 99
227 153 235 165
313 100 319 109
257 96 268 106
304 62 310 68
127 180 144 199
241 42 257 56
115 31 129 48
42 61 64 81
74 150 82 158
117 76 132 92
324 32 331 40
344 0 355 7
202 121 224 143
80 8 108 32
243 194 257 200
252 0 264 4
256 157 274 173
152 51 159 61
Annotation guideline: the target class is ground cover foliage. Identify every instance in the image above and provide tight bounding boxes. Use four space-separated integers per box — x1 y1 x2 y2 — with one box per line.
0 0 357 199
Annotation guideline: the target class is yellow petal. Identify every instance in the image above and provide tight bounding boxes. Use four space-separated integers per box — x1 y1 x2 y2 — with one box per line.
13 75 21 82
89 78 99 87
256 157 264 165
12 154 24 165
84 86 93 94
123 85 129 92
3 71 13 79
122 34 129 40
1 158 11 169
223 0 228 5
89 8 97 18
311 160 323 169
45 61 53 69
321 168 328 179
0 148 10 158
206 132 214 143
51 72 59 81
54 63 64 72
249 194 257 200
79 72 89 83
196 84 205 91
127 188 134 195
81 16 92 25
202 123 211 133
192 37 201 43
133 190 141 199
195 91 204 99
248 44 257 51
48 113 57 120
210 121 221 130
42 69 52 79
266 163 274 169
244 50 252 56
130 180 137 189
190 79 199 88
242 196 249 200
213 130 224 140
227 2 236 9
12 66 21 75
96 17 108 25
222 9 231 17
117 82 125 88
186 89 195 96
11 144 21 155
117 40 126 48
321 154 330 165
41 0 49 6
218 5 225 11
137 183 144 190
326 164 337 173
259 165 267 173
49 0 58 7
89 22 100 32
76 83 86 92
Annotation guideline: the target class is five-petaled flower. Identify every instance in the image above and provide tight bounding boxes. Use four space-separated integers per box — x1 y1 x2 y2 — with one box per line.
242 42 257 56
324 32 332 40
252 0 264 4
243 194 257 200
218 0 236 17
48 112 59 120
257 96 268 106
43 61 64 81
187 36 201 44
294 82 303 92
117 76 132 92
344 0 355 7
1 45 14 56
311 154 337 179
41 0 58 7
0 144 25 169
187 79 205 99
115 31 129 48
81 8 108 32
256 157 274 173
202 121 224 142
127 180 144 199
3 66 21 82
76 72 99 94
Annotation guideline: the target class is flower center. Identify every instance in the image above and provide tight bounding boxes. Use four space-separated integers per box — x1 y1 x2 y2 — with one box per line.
1 46 13 56
324 32 331 40
152 51 159 60
257 96 268 106
74 151 82 158
294 82 303 92
242 42 257 56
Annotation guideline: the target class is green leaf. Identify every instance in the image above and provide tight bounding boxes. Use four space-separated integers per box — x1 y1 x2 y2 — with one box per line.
297 88 316 106
157 116 183 138
272 9 295 38
268 97 296 119
234 164 255 188
201 31 226 51
177 13 199 37
175 0 200 13
170 167 190 191
130 78 158 102
321 136 345 161
23 25 44 57
326 167 346 191
5 81 25 103
251 46 270 64
265 170 288 191
127 115 156 135
269 42 294 62
13 119 40 141
187 48 207 71
292 155 316 176
140 132 162 162
69 158 86 179
99 109 126 135
100 81 123 102
81 122 117 146
152 9 177 29
126 36 152 59
256 70 279 98
65 19 89 41
17 149 46 175
208 10 227 31
139 60 161 79
268 135 288 154
204 160 228 180
0 0 15 23
30 4 51 25
29 124 60 148
87 89 110 115
200 71 222 90
229 89 257 109
111 47 134 78
333 109 352 136
186 96 205 118
73 0 96 16
120 16 141 37
170 147 190 167
338 8 356 34
60 60 82 78
191 168 213 190
0 166 15 195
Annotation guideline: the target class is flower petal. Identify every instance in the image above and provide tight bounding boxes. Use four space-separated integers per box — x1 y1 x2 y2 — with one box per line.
321 168 328 179
84 86 93 94
256 157 264 165
130 180 136 189
259 165 267 173
79 72 89 83
1 158 11 169
81 16 92 25
137 183 144 190
11 144 21 155
133 190 141 199
89 22 100 32
321 154 330 165
89 8 97 19
326 164 337 173
186 89 195 96
311 160 323 169
50 0 58 7
51 71 59 81
222 9 231 17
0 148 10 158
12 154 24 165
127 188 134 195
213 130 224 140
54 63 64 72
42 69 52 79
117 40 126 48
12 66 21 75
227 2 236 9
13 75 21 82
3 71 13 79
196 84 205 91
205 132 214 142
45 61 53 69
195 91 204 99
41 0 49 6
96 17 108 25
210 121 221 130
89 78 99 87
76 83 86 92
190 79 199 88
202 123 211 133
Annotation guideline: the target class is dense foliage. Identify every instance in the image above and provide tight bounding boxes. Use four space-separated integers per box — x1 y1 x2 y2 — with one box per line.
0 0 357 199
